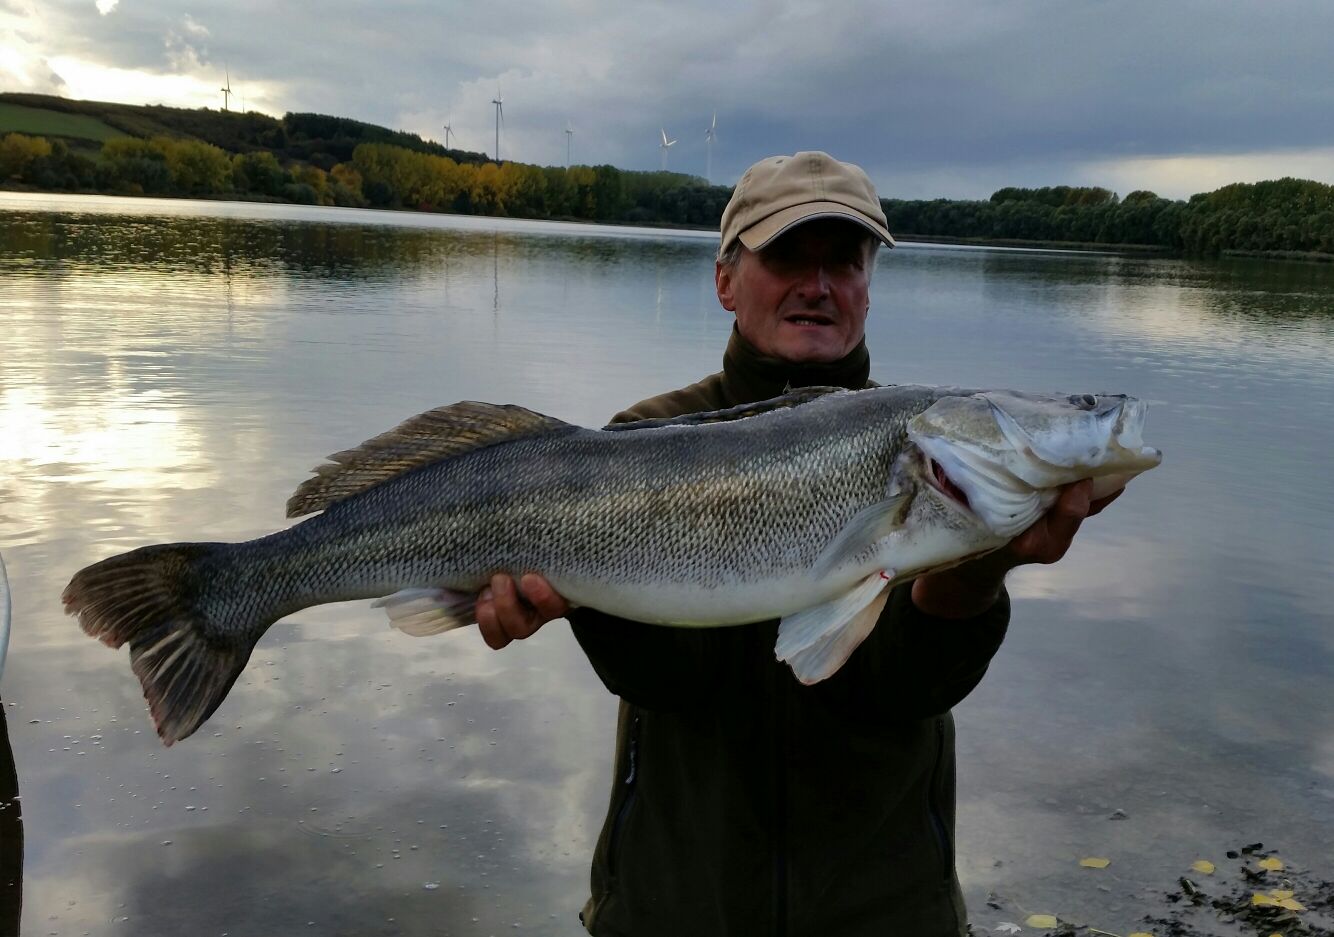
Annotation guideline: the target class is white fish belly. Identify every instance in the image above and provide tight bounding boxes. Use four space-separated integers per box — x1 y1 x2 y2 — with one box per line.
545 519 1000 628
547 571 857 627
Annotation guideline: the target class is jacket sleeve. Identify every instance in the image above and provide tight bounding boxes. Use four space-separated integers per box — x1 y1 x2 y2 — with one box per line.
571 581 1010 719
568 608 728 711
827 581 1010 721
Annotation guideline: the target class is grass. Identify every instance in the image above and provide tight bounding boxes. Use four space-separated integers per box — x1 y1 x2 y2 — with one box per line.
0 102 126 142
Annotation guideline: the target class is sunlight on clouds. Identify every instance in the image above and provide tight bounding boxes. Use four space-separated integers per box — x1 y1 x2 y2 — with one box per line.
0 386 214 493
96 0 119 14
0 13 65 92
1086 148 1334 199
0 44 28 83
181 14 209 37
1005 532 1167 622
44 54 275 113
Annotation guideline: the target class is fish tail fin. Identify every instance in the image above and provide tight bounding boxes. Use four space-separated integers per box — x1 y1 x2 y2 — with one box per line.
374 588 476 637
62 543 259 746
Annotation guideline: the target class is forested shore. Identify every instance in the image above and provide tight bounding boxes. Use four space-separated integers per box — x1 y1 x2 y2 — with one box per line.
2 94 1331 259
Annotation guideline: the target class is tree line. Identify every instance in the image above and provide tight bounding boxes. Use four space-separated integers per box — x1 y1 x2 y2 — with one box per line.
1 125 1330 257
0 128 732 228
883 182 1334 256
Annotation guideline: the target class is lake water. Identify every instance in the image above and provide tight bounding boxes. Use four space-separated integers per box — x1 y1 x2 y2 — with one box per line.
1 191 1332 937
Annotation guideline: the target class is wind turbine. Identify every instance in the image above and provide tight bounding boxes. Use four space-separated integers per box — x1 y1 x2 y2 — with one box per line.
442 119 454 149
491 90 504 162
565 121 574 167
221 67 232 112
659 127 676 171
705 112 717 183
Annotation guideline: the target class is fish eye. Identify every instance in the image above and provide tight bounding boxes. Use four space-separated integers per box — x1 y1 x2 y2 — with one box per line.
1069 394 1098 409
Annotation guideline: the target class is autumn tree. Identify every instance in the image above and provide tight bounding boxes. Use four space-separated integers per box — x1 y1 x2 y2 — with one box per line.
0 132 53 180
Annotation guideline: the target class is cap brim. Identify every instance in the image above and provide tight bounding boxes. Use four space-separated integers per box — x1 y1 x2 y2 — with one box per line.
738 202 896 251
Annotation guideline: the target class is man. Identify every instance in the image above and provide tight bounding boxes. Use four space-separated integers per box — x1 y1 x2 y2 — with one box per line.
476 152 1118 936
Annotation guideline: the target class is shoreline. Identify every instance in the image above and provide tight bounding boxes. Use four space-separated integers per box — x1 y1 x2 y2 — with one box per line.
895 232 1173 255
5 185 1334 262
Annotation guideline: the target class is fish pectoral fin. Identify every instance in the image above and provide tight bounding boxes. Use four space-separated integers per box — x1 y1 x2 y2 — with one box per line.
776 572 892 684
374 588 476 637
287 401 573 517
811 495 909 578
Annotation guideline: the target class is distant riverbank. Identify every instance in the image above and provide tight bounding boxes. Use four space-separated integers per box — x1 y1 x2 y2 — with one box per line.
8 183 1334 264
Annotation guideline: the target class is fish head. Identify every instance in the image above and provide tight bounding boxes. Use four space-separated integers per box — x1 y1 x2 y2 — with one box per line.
906 390 1162 539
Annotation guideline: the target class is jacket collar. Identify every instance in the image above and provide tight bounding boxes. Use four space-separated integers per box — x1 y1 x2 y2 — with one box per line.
720 326 871 405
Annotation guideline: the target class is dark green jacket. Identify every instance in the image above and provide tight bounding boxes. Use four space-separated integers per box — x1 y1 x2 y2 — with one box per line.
571 330 1009 937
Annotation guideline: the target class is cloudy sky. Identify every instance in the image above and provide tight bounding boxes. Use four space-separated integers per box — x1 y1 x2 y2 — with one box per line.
2 0 1332 199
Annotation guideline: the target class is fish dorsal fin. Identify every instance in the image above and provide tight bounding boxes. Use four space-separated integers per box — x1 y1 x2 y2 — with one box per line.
603 385 848 431
286 401 571 517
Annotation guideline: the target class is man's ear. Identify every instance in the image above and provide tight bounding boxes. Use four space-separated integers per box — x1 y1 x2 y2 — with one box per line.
715 260 737 311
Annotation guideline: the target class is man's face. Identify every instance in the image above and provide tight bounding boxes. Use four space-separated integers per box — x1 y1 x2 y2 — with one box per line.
716 218 874 364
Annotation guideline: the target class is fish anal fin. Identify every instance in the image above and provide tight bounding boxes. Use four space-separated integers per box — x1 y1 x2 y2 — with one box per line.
287 402 571 517
775 570 893 683
812 495 909 578
374 588 476 637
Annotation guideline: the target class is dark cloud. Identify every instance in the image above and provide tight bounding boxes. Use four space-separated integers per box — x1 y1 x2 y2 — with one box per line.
11 0 1334 195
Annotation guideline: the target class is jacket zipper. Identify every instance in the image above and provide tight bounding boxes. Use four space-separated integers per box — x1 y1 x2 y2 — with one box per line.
606 712 640 879
927 716 953 882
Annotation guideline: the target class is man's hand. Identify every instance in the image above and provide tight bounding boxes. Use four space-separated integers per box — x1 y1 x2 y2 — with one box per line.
475 573 570 649
910 480 1124 619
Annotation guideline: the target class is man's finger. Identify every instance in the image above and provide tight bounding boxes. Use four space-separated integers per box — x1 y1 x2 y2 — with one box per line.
520 573 569 621
475 590 510 650
490 573 525 632
1044 480 1092 547
493 573 547 640
1087 487 1124 517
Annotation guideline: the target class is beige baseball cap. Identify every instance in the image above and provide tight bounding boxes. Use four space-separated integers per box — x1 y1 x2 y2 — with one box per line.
719 151 895 254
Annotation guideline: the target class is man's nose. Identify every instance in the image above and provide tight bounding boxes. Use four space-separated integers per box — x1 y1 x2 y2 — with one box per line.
793 261 831 299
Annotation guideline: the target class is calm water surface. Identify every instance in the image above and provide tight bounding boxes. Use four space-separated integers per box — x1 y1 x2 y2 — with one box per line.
1 192 1332 936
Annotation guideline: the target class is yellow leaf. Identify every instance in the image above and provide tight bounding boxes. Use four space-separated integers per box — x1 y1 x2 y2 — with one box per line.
1258 856 1285 871
1079 856 1111 868
1270 889 1294 899
1191 859 1215 874
1129 933 1156 937
1252 893 1279 907
1278 897 1306 911
1026 914 1059 928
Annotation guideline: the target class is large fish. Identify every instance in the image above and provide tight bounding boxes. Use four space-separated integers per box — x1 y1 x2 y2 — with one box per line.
63 385 1161 744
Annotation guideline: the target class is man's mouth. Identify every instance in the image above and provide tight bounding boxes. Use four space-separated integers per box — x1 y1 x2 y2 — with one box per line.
783 313 835 327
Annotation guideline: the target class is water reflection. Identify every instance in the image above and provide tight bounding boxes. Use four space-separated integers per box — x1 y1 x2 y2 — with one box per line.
2 194 1333 935
0 206 713 285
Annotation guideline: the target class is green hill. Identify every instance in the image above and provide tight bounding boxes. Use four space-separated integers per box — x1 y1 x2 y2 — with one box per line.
0 101 126 144
0 92 488 167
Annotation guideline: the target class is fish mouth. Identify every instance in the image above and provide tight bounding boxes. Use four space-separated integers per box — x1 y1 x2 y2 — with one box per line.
924 455 974 513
